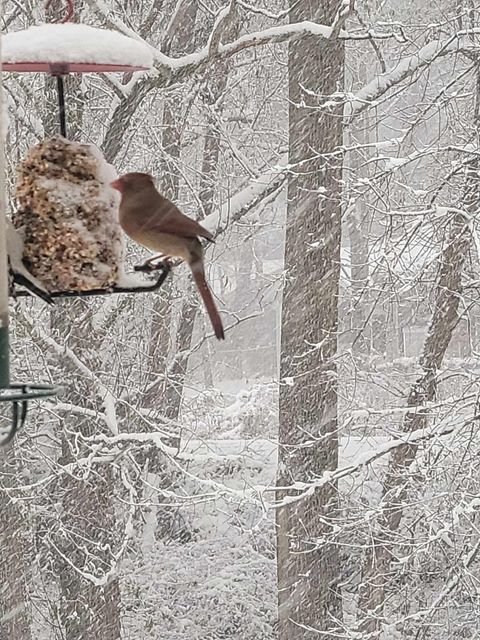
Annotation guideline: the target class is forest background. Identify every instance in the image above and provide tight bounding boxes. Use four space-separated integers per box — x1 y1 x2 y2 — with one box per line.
1 1 479 639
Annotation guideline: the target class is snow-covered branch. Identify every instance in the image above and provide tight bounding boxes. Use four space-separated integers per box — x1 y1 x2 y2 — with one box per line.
347 30 480 116
270 413 471 509
26 321 120 436
203 155 288 235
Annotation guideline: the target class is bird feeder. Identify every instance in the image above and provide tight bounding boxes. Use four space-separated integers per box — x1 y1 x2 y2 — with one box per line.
0 20 63 444
0 4 169 443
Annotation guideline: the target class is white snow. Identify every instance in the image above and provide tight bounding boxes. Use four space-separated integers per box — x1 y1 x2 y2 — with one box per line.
41 178 93 210
115 270 155 288
347 40 444 115
202 155 288 234
2 23 153 69
383 156 409 171
158 21 339 72
87 143 119 192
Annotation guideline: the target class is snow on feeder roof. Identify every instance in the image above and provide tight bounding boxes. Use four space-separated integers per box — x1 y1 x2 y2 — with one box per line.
2 23 153 74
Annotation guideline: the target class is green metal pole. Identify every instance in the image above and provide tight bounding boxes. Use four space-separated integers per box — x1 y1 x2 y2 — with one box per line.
0 15 9 390
0 325 9 388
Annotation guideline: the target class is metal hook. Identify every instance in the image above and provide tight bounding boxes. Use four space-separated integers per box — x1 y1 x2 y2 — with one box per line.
0 399 27 446
0 392 28 446
45 0 75 23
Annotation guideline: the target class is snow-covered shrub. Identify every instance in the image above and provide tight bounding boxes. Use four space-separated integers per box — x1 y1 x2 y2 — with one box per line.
122 538 276 639
182 382 278 439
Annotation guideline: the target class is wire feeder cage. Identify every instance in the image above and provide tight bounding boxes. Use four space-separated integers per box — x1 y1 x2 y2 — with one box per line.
0 0 167 444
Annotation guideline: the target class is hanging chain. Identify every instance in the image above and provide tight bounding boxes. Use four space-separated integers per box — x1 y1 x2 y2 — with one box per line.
45 0 75 23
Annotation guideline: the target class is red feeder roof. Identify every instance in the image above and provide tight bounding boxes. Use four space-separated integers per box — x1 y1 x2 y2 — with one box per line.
2 62 149 74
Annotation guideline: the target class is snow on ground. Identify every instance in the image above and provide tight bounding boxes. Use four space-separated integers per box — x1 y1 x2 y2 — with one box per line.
127 432 390 639
122 537 276 640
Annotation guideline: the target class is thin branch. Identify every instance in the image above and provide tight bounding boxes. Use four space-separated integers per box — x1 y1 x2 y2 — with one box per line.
354 7 386 72
347 29 480 116
207 0 237 55
270 413 475 508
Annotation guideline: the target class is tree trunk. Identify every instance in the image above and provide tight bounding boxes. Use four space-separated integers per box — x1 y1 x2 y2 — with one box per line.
276 1 345 638
357 65 479 627
348 109 373 361
358 208 472 634
57 444 121 640
348 206 371 359
139 1 201 544
51 302 121 640
143 1 199 417
41 12 122 623
0 444 32 640
147 7 237 418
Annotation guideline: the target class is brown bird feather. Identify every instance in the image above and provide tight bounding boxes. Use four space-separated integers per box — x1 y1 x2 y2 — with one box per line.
112 172 225 340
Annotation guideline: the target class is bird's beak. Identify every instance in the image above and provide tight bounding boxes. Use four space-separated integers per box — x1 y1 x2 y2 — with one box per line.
110 179 122 192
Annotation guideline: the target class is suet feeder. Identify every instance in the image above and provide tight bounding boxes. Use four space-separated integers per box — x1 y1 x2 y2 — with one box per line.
0 1 169 444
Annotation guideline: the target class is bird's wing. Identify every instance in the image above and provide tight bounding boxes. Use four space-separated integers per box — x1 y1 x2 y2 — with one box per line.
151 208 214 242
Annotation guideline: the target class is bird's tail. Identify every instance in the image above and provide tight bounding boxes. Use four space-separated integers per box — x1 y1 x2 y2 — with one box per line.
190 260 225 340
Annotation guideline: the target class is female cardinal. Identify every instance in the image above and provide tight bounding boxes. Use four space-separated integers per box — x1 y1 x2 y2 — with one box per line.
111 172 224 340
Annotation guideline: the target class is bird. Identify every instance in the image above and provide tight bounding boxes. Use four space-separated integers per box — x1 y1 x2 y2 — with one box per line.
111 172 225 340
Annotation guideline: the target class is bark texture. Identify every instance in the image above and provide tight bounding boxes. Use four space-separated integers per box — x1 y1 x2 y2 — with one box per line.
0 444 32 640
358 128 477 635
52 311 121 640
276 1 345 638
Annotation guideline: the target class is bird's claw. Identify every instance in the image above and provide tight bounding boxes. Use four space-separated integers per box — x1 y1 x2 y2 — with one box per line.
134 257 172 273
134 262 156 273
